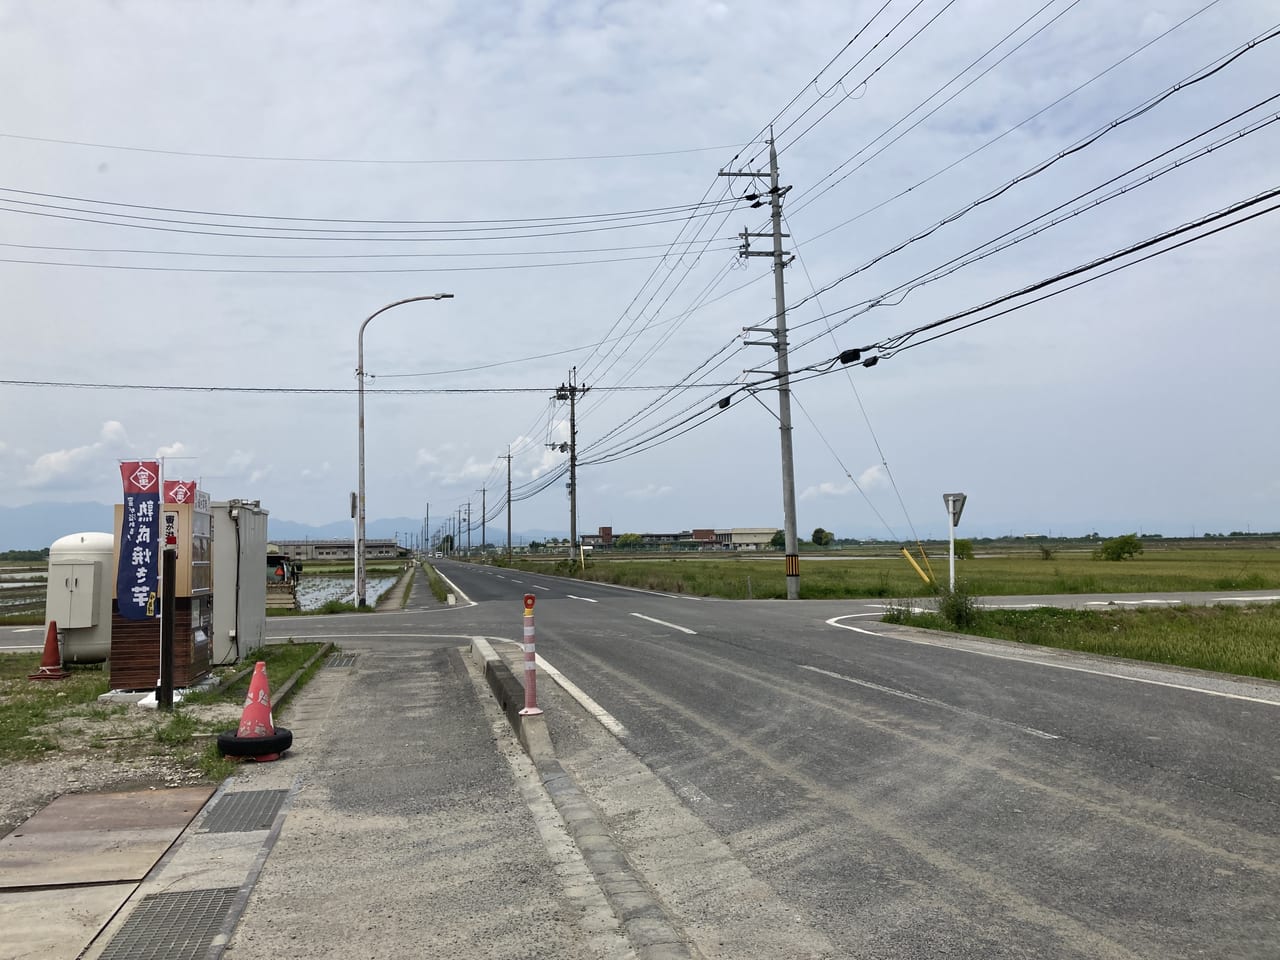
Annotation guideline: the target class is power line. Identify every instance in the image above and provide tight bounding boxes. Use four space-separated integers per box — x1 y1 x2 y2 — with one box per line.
0 185 740 227
0 238 735 260
0 247 737 275
863 184 1280 357
787 97 1280 342
790 0 1084 191
0 379 737 395
0 199 745 241
0 132 743 164
789 0 1224 221
776 0 963 152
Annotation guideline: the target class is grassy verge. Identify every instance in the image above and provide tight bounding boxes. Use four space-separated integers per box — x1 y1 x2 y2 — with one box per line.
882 602 1280 681
501 547 1280 599
424 563 449 603
0 641 328 777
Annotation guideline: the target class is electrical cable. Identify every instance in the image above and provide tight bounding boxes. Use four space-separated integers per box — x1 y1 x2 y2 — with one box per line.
776 0 963 152
789 0 1224 220
789 0 1084 188
0 132 744 164
0 185 741 227
785 23 1280 317
785 99 1280 354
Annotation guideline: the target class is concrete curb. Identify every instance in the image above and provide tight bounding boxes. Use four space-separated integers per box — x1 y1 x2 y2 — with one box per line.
470 638 701 960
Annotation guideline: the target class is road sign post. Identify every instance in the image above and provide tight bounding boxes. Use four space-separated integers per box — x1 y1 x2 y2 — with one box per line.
944 493 967 592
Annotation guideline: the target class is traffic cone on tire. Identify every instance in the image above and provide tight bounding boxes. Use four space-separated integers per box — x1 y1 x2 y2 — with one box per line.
28 621 69 681
217 661 292 762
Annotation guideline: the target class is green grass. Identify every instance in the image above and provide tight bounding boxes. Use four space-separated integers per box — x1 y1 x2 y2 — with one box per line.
503 547 1280 599
0 659 111 762
184 641 327 705
424 563 449 603
0 641 327 775
882 602 1280 681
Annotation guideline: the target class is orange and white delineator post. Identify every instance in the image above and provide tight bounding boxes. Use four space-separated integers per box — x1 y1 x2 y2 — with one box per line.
519 593 543 716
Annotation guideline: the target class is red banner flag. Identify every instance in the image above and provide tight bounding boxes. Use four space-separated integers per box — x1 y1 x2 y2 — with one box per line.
164 480 197 504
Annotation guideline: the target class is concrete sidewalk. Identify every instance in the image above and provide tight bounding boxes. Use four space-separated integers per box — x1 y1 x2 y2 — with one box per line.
2 635 632 960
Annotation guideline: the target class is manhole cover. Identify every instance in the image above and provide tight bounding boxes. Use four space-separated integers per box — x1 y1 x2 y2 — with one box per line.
98 886 238 960
199 789 288 834
325 653 357 668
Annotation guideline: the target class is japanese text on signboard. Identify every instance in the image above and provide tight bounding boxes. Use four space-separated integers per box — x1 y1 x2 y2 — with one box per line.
117 460 160 620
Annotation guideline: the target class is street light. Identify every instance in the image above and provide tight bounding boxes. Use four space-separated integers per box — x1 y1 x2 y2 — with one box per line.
356 294 454 607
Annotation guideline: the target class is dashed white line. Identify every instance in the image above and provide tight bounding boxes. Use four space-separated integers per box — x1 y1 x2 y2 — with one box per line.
630 612 696 635
800 664 1060 740
1084 599 1181 606
568 595 598 603
826 616 1280 707
532 584 550 591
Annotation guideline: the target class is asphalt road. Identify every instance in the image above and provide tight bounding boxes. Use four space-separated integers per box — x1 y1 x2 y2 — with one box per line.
6 564 1279 957
402 560 1280 960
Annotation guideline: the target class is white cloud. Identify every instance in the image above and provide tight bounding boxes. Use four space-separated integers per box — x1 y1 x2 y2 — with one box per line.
626 483 673 500
23 421 131 489
856 465 889 491
155 441 194 460
800 480 855 501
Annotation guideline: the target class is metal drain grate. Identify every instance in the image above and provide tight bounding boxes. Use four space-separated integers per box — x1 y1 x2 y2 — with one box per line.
326 652 357 668
199 789 288 833
98 887 238 960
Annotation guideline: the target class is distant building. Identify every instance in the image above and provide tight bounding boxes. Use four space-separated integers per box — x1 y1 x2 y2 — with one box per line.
266 538 400 561
581 526 778 551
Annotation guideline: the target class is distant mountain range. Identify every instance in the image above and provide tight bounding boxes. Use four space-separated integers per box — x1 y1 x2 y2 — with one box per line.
0 501 564 551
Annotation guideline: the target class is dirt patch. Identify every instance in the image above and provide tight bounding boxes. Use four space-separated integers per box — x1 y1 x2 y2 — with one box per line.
0 700 243 839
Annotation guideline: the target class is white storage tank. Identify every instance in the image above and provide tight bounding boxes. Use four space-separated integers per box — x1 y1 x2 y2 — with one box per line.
45 532 114 663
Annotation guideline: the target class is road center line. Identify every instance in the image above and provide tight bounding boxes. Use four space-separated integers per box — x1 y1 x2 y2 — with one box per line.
568 595 599 603
630 613 696 635
799 664 1059 740
827 617 1280 707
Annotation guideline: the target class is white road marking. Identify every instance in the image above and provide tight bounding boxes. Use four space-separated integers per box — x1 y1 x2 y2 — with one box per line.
532 584 550 591
800 664 1060 740
827 616 1280 707
567 595 598 603
510 579 524 584
535 653 629 738
11 627 42 633
1213 595 1280 602
630 612 696 635
1084 599 1181 606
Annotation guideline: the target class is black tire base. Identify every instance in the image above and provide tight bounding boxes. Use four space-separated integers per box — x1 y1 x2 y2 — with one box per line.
217 727 293 759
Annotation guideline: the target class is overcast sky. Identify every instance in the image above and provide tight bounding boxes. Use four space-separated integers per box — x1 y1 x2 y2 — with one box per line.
2 0 1277 544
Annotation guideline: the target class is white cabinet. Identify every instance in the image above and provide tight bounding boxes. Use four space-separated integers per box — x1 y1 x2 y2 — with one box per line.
48 561 100 628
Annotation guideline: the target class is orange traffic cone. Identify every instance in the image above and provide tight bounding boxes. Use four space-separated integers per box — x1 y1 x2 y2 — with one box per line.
28 621 69 681
217 661 292 762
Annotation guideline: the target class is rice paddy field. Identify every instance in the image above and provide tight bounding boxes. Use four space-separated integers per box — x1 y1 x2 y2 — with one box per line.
506 543 1280 600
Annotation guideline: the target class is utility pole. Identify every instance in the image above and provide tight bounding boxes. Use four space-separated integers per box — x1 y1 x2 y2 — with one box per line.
477 487 486 556
550 369 588 564
720 132 800 599
501 447 513 560
424 503 429 556
466 501 472 555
